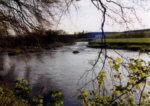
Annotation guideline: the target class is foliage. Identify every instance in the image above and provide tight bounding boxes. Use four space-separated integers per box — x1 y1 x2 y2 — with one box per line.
0 78 64 106
15 78 32 99
31 90 63 106
14 78 64 106
78 57 150 106
43 90 64 106
0 86 29 106
88 38 150 51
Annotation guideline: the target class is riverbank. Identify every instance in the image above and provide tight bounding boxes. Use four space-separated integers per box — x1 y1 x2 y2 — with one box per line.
88 38 150 52
1 42 150 105
0 30 76 55
0 42 74 56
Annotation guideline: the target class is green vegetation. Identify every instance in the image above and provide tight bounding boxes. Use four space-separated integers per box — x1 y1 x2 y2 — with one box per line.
78 57 150 105
0 78 63 106
0 86 29 106
2 57 150 105
92 38 150 43
89 29 150 51
106 30 150 39
88 38 150 51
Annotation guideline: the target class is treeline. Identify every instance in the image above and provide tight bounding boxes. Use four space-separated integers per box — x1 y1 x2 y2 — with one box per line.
0 30 76 53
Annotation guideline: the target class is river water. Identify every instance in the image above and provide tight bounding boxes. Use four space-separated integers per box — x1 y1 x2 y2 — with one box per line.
0 42 150 106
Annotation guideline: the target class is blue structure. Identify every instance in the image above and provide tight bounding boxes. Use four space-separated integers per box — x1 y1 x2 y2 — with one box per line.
87 32 104 39
78 32 116 39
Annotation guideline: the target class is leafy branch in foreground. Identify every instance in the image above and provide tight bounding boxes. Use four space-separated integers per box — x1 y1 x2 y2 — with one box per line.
78 57 150 106
15 78 64 106
0 78 64 106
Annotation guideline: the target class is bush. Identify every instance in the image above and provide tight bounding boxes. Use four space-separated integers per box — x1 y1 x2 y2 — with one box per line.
0 78 64 106
0 86 29 106
14 78 63 106
15 78 32 99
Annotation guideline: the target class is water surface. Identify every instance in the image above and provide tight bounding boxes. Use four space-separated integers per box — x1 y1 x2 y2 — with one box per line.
0 42 149 106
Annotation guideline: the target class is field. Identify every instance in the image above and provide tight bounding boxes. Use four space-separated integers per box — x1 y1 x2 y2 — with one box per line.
106 30 150 39
88 38 150 51
92 38 150 43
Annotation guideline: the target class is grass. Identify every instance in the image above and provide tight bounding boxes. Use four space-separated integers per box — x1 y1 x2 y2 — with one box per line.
106 32 122 38
88 38 150 51
106 30 150 39
92 38 150 43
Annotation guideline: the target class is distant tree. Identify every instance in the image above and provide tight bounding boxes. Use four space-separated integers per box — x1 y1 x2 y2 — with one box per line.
57 30 68 35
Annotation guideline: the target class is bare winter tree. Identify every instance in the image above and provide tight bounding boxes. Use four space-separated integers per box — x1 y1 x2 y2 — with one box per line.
78 0 141 74
0 0 148 35
0 0 74 35
87 0 149 70
77 1 150 105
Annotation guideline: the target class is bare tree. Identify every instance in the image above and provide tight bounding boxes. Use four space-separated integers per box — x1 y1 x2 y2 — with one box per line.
83 0 150 73
0 0 73 35
75 1 150 105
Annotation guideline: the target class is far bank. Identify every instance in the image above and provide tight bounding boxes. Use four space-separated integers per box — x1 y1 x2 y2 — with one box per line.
88 38 150 52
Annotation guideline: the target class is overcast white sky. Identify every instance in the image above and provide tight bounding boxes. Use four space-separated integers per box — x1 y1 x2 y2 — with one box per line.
56 0 150 34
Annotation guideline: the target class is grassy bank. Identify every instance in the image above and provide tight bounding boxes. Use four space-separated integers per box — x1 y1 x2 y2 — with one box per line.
91 38 150 43
88 38 150 51
106 29 150 39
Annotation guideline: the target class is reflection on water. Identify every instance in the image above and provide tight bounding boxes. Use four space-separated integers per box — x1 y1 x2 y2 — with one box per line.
0 42 150 106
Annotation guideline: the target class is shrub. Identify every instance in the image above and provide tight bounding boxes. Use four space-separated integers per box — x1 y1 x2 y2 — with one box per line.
78 57 150 106
14 78 63 106
0 86 29 106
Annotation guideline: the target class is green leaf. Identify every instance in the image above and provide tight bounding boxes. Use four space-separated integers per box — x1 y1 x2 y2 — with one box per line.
112 64 120 70
147 81 150 86
116 57 122 63
82 91 88 97
138 84 142 88
115 90 122 95
139 73 146 78
109 60 113 64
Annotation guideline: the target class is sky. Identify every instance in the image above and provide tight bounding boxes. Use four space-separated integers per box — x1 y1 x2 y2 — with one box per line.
56 0 150 34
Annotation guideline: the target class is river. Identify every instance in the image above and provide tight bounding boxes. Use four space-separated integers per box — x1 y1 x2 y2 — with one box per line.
0 42 150 106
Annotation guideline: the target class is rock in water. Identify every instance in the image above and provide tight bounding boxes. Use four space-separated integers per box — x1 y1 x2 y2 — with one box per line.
72 50 79 54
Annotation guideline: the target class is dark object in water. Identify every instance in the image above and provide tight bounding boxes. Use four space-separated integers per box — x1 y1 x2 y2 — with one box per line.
8 52 16 56
72 50 79 54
